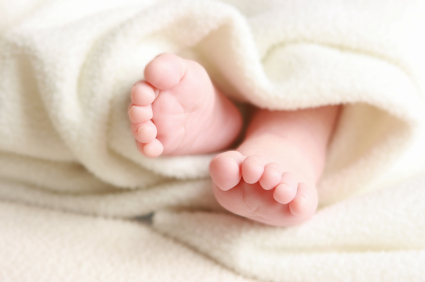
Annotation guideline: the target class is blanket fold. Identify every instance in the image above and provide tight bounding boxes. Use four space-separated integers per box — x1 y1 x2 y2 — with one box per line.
153 174 425 282
0 200 256 282
1 0 425 281
1 0 425 208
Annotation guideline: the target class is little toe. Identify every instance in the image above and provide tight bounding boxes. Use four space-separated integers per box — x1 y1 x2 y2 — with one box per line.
241 156 266 184
131 81 157 106
209 151 245 191
273 172 298 204
137 139 164 158
133 121 157 143
259 162 284 190
144 53 186 90
288 183 318 217
128 105 153 124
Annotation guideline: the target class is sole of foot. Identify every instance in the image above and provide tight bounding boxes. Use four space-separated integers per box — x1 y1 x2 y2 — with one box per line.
128 53 242 158
209 151 318 226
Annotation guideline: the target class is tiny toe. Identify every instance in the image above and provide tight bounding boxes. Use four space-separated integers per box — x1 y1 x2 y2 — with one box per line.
289 183 318 217
274 184 297 205
134 121 157 143
139 139 164 158
209 151 245 191
144 53 186 90
131 81 157 106
241 156 265 184
259 162 284 190
128 105 153 124
273 172 298 204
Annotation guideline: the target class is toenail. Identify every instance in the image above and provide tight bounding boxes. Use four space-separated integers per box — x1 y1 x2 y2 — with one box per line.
137 122 153 133
137 125 146 132
129 105 136 111
248 160 263 167
277 183 291 190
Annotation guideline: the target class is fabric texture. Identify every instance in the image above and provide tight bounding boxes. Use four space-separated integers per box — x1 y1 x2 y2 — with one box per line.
1 0 425 281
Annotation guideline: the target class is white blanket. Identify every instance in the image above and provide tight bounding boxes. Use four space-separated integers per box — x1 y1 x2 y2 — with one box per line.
1 0 425 281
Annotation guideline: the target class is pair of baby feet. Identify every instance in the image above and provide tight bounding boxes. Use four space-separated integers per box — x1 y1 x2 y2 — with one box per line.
128 54 331 226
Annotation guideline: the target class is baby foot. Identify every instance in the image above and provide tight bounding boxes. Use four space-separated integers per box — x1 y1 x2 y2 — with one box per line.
207 105 341 226
210 151 318 226
128 54 242 157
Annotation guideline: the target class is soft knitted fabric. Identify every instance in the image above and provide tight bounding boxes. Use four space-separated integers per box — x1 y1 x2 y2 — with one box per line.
1 0 425 281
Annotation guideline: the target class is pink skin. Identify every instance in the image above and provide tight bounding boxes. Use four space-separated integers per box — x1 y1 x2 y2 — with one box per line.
128 53 242 157
129 54 340 226
210 107 340 226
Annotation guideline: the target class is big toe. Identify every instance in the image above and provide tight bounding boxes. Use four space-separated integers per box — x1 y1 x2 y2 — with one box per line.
144 53 185 90
209 151 245 191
